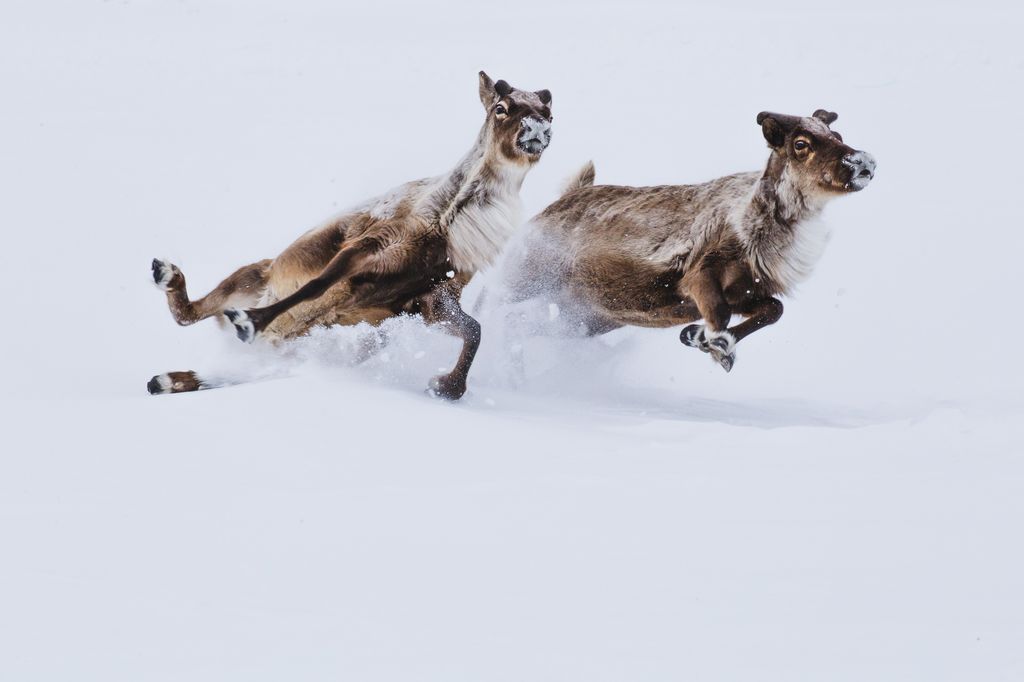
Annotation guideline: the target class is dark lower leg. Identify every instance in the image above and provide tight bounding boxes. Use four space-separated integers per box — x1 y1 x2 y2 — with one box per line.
680 272 736 371
236 245 370 335
728 297 784 342
423 287 481 400
689 277 732 334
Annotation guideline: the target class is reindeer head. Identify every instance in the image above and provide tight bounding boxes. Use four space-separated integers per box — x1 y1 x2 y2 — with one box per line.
478 71 553 164
757 110 876 194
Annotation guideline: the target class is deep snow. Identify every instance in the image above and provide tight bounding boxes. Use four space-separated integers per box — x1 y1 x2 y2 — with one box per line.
2 0 1023 680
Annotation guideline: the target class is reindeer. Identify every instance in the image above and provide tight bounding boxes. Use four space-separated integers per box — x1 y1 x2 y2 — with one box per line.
149 72 553 400
503 110 875 372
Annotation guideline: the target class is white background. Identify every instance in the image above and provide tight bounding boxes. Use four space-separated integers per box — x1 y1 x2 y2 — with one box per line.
2 0 1022 679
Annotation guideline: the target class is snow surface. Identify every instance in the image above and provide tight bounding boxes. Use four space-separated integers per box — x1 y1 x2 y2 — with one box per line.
2 0 1023 679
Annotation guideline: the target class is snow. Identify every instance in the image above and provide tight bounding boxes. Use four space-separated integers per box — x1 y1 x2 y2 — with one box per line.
2 0 1023 679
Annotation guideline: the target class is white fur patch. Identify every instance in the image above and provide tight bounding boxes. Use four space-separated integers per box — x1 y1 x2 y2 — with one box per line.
734 167 834 295
224 308 256 343
704 328 736 354
772 213 832 294
153 259 175 290
152 373 172 392
782 214 831 284
446 166 527 272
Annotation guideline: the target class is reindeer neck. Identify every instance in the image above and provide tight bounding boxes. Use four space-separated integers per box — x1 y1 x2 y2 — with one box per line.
423 126 524 226
735 153 832 294
424 123 530 273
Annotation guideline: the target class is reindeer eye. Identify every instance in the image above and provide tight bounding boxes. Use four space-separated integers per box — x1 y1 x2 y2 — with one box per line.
495 104 507 116
794 140 810 151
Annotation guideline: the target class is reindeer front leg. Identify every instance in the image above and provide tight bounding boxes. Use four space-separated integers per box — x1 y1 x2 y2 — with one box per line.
727 297 783 343
679 270 737 372
680 290 784 372
421 283 481 401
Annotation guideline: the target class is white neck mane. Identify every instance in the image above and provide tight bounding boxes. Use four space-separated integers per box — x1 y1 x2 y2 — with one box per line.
445 162 528 273
364 123 534 275
423 122 531 273
735 165 833 295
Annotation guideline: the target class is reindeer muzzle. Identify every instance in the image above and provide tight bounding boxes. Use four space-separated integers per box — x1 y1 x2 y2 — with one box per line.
518 117 551 155
842 151 877 191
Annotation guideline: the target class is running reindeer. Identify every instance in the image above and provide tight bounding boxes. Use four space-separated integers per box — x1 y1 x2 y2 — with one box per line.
149 72 553 399
504 109 875 372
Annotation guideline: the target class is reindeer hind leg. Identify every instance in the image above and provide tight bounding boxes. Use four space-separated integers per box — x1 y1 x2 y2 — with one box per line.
146 368 257 395
152 258 271 327
149 259 273 395
147 370 208 395
224 242 375 343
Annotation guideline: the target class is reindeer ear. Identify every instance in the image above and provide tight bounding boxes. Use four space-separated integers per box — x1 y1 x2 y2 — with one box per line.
494 80 513 98
757 112 787 148
536 89 552 106
813 109 838 125
478 71 496 107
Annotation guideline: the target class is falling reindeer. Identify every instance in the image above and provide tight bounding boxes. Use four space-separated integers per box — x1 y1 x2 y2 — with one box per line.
503 109 875 372
150 72 553 399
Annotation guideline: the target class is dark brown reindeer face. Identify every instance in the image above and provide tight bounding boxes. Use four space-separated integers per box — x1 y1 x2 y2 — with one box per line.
757 110 876 193
478 71 553 163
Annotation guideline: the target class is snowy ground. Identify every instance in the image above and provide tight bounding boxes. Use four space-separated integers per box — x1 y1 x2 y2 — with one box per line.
3 0 1023 679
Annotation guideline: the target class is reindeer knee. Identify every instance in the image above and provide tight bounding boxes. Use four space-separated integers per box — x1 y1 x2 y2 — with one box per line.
762 298 783 325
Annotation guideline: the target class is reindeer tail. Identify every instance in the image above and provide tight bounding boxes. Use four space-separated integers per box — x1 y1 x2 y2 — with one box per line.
560 160 595 195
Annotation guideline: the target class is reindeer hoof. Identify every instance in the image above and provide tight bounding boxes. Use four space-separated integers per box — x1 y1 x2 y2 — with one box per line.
224 308 256 343
152 259 182 291
147 373 172 394
681 326 736 372
680 324 707 349
706 333 737 373
427 374 467 401
713 351 735 373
